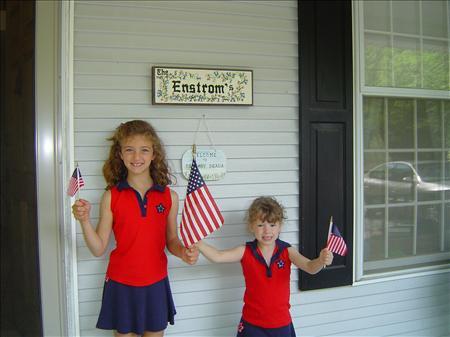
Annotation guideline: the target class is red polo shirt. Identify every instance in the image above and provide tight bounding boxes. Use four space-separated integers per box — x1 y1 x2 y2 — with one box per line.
241 239 292 328
106 181 172 286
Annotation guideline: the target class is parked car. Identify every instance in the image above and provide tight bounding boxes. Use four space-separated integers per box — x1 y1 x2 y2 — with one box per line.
364 161 450 204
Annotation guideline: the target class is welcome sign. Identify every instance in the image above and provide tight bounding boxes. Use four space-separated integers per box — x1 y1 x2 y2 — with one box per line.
181 149 227 181
152 67 253 105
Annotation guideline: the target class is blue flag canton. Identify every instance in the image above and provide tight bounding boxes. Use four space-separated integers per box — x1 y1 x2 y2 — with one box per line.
331 223 343 237
187 160 205 194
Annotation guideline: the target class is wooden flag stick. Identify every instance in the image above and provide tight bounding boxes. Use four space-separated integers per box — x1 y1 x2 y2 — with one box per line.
324 216 333 269
76 162 80 200
327 216 333 244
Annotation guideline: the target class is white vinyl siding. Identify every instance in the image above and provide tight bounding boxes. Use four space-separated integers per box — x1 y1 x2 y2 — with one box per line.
71 1 450 336
73 1 299 336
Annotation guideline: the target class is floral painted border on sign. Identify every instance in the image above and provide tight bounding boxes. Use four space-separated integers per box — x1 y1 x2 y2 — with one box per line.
152 67 253 105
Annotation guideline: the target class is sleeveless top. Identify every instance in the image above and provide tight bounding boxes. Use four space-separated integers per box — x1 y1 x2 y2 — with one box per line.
106 181 172 286
241 239 292 328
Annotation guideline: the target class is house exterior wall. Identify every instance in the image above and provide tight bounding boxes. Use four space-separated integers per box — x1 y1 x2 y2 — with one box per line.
35 1 449 336
72 1 299 336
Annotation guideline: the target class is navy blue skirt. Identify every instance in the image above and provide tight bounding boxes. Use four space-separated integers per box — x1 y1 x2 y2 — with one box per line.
236 318 296 337
96 277 176 334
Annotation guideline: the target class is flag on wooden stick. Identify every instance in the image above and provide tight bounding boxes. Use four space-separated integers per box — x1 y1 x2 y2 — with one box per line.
180 158 224 247
67 166 85 197
326 218 348 256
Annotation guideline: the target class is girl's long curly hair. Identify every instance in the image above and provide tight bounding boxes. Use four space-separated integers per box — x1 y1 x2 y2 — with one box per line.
102 120 174 189
245 196 286 231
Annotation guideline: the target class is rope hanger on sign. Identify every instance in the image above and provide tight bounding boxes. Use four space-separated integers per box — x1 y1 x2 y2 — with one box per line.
192 114 216 157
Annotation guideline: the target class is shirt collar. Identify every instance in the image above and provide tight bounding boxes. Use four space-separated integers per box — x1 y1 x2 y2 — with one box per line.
117 180 165 192
247 238 290 251
246 238 291 277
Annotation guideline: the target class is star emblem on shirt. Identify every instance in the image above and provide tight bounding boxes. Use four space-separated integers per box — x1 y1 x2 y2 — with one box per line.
156 203 165 213
237 322 244 333
276 259 285 269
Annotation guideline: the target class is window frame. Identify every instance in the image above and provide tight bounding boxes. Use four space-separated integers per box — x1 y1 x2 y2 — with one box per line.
353 0 450 282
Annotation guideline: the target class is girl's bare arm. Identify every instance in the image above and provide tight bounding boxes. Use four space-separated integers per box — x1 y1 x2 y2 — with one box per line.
72 190 113 257
288 246 333 275
196 240 245 263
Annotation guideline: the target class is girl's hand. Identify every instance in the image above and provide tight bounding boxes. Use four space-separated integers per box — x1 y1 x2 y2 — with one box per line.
319 248 334 266
182 245 199 265
72 199 91 223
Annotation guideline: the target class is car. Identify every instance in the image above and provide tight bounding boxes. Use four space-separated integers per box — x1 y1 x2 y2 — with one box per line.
364 161 450 204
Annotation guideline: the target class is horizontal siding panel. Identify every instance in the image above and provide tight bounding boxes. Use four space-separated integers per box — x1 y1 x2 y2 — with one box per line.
74 118 298 132
292 282 449 314
77 1 297 20
75 31 298 57
74 46 298 69
297 273 450 305
73 104 299 119
404 314 450 337
295 304 448 336
80 329 111 337
75 2 297 31
75 17 298 44
342 315 449 337
74 134 298 147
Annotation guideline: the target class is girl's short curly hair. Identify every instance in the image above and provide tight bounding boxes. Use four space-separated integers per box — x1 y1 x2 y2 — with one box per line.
245 196 286 229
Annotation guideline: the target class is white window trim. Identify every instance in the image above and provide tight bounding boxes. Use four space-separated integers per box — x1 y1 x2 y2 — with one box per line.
353 0 450 284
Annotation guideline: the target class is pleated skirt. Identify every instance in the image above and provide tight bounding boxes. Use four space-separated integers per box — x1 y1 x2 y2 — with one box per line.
96 277 176 335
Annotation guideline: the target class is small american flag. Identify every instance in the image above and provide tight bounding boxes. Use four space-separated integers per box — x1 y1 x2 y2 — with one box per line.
180 159 224 247
67 167 85 197
327 222 348 256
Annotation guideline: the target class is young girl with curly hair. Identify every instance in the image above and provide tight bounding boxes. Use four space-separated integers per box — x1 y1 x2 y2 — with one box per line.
197 196 333 337
72 120 198 337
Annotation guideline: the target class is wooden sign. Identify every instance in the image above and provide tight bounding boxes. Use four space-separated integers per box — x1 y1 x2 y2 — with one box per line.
152 66 253 105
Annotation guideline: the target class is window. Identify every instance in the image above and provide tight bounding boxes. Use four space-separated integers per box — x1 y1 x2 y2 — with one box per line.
357 0 450 277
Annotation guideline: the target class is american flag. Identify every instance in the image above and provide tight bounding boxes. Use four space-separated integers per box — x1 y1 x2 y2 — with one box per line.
180 159 224 247
327 222 348 256
67 167 85 197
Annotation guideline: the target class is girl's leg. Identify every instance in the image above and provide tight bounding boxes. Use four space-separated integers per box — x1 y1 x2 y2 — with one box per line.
142 330 164 337
114 332 138 337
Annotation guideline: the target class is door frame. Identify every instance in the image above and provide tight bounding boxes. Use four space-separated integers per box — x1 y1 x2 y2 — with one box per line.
36 1 79 335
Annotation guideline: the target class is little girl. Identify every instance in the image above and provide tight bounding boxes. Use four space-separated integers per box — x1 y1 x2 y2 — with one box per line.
72 120 198 337
197 196 333 337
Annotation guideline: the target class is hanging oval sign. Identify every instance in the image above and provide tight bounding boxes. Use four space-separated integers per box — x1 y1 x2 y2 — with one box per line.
182 148 227 181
